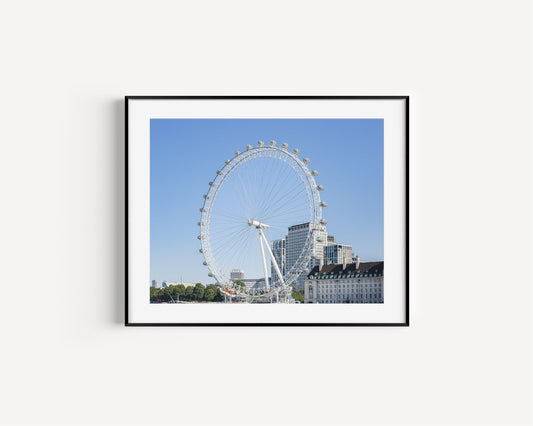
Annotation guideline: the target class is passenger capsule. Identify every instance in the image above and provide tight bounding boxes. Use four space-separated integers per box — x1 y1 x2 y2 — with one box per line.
225 159 230 164
235 151 241 156
303 158 310 164
292 148 300 155
216 170 223 175
269 140 277 147
209 181 214 186
197 222 202 226
197 235 202 240
317 185 324 191
200 208 205 212
245 144 252 150
208 273 214 277
311 170 318 176
199 249 204 253
203 194 208 199
257 141 264 147
316 238 324 243
320 201 327 207
203 261 208 266
281 143 288 149
320 218 327 225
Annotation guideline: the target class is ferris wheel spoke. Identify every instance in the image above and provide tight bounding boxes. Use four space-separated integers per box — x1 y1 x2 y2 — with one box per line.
251 158 278 213
258 159 295 214
209 234 250 255
265 194 309 219
260 173 305 216
231 232 255 274
209 219 247 231
224 240 254 275
261 186 308 220
237 164 257 215
267 173 307 205
264 198 307 221
209 229 251 252
209 231 250 248
214 200 248 216
253 154 290 219
217 233 255 277
234 172 253 216
208 227 248 241
211 210 246 222
211 226 251 248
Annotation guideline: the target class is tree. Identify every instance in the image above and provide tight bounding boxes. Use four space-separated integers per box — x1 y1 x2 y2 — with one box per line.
150 286 160 303
160 287 172 302
234 280 246 290
185 286 194 300
292 288 305 303
193 283 205 301
171 284 186 301
214 286 224 302
204 284 218 301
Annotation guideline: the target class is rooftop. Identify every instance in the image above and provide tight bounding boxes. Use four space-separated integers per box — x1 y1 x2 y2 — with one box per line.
307 261 384 279
288 222 311 230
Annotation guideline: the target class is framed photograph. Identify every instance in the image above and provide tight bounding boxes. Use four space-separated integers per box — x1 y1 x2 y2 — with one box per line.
126 96 409 326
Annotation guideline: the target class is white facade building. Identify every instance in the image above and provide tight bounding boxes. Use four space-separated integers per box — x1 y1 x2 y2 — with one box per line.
241 278 267 292
165 282 199 288
230 269 245 281
304 258 384 304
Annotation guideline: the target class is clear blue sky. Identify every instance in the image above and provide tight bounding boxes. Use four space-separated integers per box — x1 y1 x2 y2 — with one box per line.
151 119 383 284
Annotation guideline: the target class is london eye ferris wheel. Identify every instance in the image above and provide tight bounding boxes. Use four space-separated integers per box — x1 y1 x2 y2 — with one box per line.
198 140 326 301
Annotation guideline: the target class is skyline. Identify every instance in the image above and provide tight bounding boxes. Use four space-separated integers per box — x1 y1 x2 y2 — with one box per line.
151 119 383 283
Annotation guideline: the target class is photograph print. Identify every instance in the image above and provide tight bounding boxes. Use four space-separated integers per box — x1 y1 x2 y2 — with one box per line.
126 97 408 325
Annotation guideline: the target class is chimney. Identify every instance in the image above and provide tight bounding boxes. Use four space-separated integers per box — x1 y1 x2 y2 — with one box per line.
355 255 360 270
342 256 347 270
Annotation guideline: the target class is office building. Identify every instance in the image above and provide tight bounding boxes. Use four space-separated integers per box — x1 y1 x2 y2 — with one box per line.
230 269 245 281
270 238 286 285
285 222 327 289
324 244 353 266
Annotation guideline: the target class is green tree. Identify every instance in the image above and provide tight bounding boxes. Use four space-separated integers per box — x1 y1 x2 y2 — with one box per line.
292 288 305 303
171 284 186 301
193 283 205 301
204 284 218 302
185 286 194 300
160 287 172 302
214 286 224 302
234 280 246 290
150 286 159 303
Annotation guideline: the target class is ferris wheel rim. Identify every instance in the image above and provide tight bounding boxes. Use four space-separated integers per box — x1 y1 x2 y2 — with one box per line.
199 144 322 295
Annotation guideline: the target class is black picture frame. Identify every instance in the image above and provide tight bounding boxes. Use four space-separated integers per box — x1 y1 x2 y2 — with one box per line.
125 96 409 327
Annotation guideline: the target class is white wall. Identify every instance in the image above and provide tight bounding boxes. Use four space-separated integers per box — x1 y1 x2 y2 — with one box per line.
0 1 531 424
